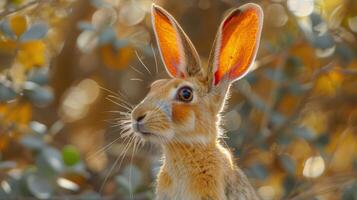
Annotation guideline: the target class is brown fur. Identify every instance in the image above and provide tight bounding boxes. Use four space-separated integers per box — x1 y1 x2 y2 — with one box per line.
129 3 263 200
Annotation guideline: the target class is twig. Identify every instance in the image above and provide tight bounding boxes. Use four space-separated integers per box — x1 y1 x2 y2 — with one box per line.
0 0 44 19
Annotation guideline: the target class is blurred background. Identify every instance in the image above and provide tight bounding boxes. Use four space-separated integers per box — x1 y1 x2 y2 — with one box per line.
0 0 357 199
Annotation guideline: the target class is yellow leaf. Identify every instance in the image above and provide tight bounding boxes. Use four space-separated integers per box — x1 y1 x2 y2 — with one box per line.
315 70 343 96
100 45 134 70
326 128 357 172
17 40 46 69
9 15 28 37
0 102 32 126
300 109 327 136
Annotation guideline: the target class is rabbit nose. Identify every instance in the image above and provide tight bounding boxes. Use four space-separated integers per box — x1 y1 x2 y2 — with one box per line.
136 114 146 122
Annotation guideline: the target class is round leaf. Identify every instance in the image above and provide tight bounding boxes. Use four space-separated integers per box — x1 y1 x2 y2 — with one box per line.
62 145 81 166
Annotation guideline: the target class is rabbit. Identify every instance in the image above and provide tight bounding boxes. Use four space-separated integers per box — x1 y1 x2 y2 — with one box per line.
130 3 263 200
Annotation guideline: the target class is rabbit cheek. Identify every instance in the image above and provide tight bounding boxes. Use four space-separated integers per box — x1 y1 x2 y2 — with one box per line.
172 103 195 131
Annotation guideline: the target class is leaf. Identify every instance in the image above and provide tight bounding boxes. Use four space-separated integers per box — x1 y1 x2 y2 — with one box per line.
116 164 142 193
18 40 46 69
79 191 101 200
248 163 268 180
0 102 32 126
9 15 27 37
98 27 116 44
279 155 296 175
0 20 15 39
62 145 81 166
20 23 48 41
342 182 357 200
23 82 53 107
20 136 45 150
0 161 16 170
36 147 64 173
0 82 17 102
27 68 49 85
26 172 54 199
29 121 47 135
77 22 94 31
263 68 285 82
292 126 315 141
100 45 134 70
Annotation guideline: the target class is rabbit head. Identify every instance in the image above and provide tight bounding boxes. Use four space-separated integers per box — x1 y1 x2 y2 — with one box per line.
131 4 263 144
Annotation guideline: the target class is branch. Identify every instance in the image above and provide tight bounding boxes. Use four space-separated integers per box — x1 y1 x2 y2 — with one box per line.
0 0 51 19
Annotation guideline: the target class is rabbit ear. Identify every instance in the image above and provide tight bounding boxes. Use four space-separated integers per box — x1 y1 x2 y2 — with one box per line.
152 4 201 78
208 3 263 86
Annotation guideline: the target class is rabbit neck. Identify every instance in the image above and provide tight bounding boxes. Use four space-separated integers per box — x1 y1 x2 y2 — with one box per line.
162 141 232 178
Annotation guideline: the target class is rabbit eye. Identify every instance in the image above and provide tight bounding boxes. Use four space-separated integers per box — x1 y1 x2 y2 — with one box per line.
177 86 193 102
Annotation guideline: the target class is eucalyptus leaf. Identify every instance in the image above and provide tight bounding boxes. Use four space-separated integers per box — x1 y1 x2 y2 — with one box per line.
248 163 268 180
98 27 116 44
116 164 142 193
37 147 64 173
279 155 296 175
20 23 48 41
77 22 95 31
27 68 49 85
20 136 45 150
0 82 17 102
23 82 54 107
29 121 47 135
0 20 15 39
26 173 54 199
80 191 102 200
0 161 16 170
292 126 316 141
342 182 357 200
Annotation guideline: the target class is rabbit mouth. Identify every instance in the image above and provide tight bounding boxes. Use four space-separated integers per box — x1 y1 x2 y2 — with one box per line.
140 131 154 136
134 123 157 137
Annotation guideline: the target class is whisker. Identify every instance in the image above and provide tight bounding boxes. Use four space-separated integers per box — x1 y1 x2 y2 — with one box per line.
129 65 145 76
87 135 129 160
135 51 152 75
100 136 135 193
107 94 133 108
99 86 133 107
151 44 159 74
130 78 144 82
106 97 132 111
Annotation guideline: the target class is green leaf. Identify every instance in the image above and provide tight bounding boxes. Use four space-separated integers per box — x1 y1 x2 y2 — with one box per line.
62 145 81 166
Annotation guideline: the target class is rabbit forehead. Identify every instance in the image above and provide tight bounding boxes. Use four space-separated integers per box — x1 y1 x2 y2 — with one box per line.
148 78 205 98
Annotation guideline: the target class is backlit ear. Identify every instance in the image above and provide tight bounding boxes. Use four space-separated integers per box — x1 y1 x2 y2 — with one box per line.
152 4 201 78
209 3 263 86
